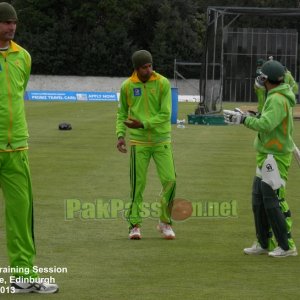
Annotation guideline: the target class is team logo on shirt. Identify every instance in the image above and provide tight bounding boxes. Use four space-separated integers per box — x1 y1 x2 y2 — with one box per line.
15 60 21 67
133 88 141 96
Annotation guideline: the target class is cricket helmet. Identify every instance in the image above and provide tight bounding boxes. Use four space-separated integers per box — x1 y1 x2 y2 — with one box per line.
260 60 285 82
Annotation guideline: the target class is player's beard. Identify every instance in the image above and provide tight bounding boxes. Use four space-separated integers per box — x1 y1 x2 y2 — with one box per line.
139 71 152 83
5 30 15 41
0 29 15 44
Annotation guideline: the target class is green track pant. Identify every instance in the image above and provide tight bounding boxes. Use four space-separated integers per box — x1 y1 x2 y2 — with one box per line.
127 144 176 228
0 150 37 278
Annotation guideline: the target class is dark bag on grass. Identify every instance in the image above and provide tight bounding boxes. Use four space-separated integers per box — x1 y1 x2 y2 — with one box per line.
58 123 72 130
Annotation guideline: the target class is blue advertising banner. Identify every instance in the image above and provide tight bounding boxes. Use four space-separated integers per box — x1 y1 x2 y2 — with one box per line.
25 91 118 102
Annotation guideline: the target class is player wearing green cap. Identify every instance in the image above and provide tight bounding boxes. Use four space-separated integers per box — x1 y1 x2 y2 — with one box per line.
116 50 176 240
224 59 297 258
0 2 58 293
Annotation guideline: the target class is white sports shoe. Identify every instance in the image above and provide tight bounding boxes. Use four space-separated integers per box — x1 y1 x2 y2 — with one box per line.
12 281 59 294
244 242 269 255
129 226 141 240
268 247 298 258
157 222 175 240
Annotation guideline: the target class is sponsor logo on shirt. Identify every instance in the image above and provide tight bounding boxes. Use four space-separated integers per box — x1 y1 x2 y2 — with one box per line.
133 88 141 96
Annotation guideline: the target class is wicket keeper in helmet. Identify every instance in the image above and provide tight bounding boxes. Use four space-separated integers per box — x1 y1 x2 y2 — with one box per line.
224 60 297 257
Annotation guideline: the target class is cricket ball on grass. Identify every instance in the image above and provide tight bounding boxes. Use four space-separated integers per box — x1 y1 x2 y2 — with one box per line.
171 198 193 221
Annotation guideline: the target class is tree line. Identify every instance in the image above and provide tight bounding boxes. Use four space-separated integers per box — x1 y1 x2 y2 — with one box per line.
9 0 300 77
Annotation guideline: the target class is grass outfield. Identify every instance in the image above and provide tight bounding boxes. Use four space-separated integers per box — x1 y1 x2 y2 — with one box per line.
0 101 299 299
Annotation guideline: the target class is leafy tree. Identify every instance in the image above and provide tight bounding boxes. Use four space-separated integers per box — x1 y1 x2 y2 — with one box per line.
6 0 300 76
152 0 204 76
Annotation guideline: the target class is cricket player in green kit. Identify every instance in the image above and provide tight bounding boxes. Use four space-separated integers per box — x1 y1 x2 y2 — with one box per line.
224 60 297 258
0 2 58 292
116 50 176 240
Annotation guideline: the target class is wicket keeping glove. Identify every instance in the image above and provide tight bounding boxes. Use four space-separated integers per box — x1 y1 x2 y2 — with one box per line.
236 108 260 118
234 107 261 118
223 108 247 125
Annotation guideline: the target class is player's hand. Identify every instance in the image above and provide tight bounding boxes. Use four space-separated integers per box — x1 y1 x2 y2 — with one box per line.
124 118 144 129
223 109 246 125
117 137 127 153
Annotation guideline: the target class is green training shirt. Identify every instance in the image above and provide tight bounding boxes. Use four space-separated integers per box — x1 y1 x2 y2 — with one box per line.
0 41 31 151
116 71 172 145
244 83 296 156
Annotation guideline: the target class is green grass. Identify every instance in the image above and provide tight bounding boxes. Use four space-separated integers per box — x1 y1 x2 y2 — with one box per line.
0 101 299 299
